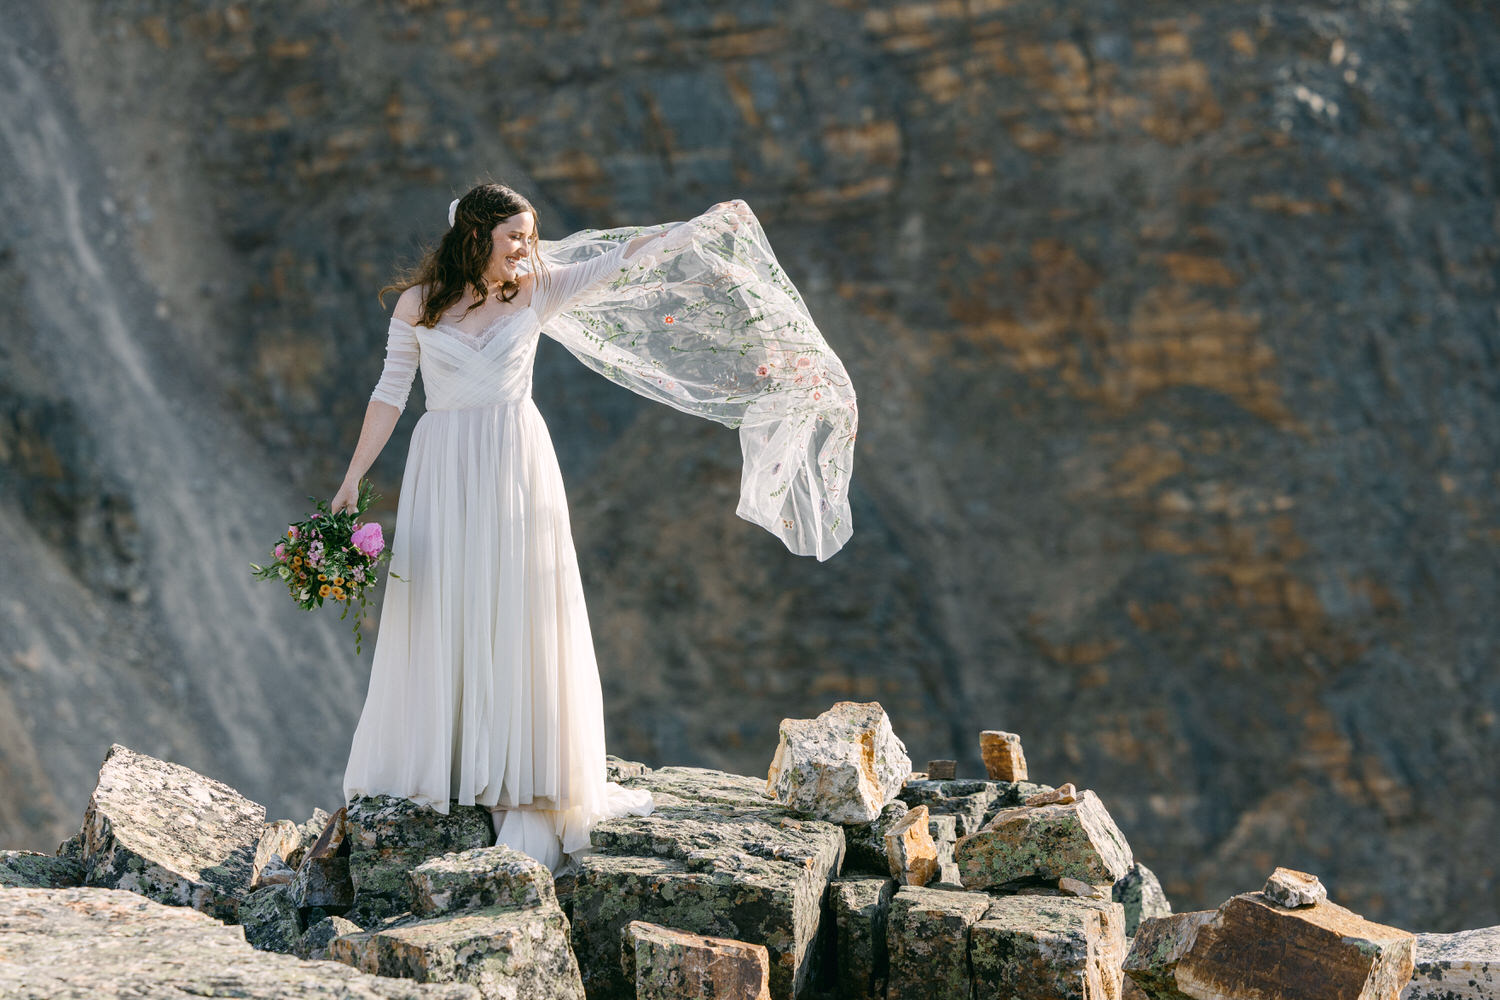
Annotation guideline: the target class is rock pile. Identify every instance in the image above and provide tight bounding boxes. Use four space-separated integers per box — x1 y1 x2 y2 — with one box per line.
0 700 1489 1000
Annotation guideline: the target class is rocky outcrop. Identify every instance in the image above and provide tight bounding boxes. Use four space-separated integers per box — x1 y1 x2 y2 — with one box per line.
955 788 1134 891
971 893 1127 1000
886 885 993 1000
80 743 266 922
0 886 479 999
0 850 83 888
1125 889 1415 999
622 919 772 1000
830 876 896 1000
1115 861 1173 936
1401 926 1500 1000
342 795 494 927
765 701 912 824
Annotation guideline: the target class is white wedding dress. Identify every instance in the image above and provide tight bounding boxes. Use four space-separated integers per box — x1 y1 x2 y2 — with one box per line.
341 200 857 874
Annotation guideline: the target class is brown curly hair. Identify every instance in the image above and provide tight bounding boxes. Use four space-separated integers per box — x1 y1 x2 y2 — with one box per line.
378 182 552 328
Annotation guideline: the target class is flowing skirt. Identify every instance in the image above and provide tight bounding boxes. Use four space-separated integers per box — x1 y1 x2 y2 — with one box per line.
342 397 654 872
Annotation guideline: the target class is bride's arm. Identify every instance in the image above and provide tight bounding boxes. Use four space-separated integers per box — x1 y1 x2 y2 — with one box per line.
332 292 421 513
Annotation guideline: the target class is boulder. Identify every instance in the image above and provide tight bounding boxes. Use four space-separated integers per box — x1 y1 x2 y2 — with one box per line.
885 885 993 1000
1125 892 1414 999
80 743 266 922
329 902 584 1000
0 886 477 998
293 852 355 913
765 701 911 824
343 795 494 926
605 755 652 782
569 766 844 1000
925 760 957 780
1114 861 1172 936
239 882 303 953
884 805 939 887
970 893 1127 1000
1025 782 1079 806
830 876 896 1000
1401 925 1500 1000
0 850 84 888
297 913 364 961
253 854 296 889
956 788 1133 890
1262 866 1327 908
254 820 302 880
621 919 771 1000
407 845 556 917
842 800 910 873
980 731 1028 781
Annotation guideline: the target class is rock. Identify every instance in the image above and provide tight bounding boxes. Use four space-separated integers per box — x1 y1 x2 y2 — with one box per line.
1262 866 1327 908
569 765 844 1000
0 886 478 998
884 804 939 886
1114 861 1172 936
886 884 993 1000
1123 910 1217 999
407 845 556 917
971 893 1127 1000
956 788 1134 890
606 755 652 782
898 777 1054 838
927 813 960 886
980 731 1028 781
253 854 296 889
1125 892 1414 999
765 701 911 824
330 902 584 1000
621 919 771 1000
285 807 333 869
239 882 303 954
1025 781 1078 806
80 743 266 922
1060 876 1112 900
54 830 84 862
1401 925 1500 1000
254 820 302 880
925 759 957 780
292 852 355 913
842 800 910 873
343 795 494 927
297 914 364 961
830 876 896 1000
0 850 84 888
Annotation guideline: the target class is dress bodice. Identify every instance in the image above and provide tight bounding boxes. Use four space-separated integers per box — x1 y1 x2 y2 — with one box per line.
408 309 542 410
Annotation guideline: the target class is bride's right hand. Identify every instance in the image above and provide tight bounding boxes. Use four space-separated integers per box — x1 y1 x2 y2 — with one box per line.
331 479 359 515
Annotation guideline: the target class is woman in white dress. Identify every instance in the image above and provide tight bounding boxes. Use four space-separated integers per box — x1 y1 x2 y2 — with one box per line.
333 183 857 875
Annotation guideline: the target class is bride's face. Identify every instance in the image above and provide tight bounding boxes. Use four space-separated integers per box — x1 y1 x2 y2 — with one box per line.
486 211 535 283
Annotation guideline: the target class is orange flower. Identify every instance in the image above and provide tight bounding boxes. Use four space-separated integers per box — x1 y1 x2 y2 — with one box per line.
333 576 345 586
318 573 328 581
292 555 304 567
318 584 332 597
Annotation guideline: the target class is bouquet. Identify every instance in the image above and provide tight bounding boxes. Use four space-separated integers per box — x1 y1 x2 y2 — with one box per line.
249 478 402 653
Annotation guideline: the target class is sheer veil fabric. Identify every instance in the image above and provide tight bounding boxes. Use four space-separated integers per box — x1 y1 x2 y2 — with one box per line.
341 199 857 873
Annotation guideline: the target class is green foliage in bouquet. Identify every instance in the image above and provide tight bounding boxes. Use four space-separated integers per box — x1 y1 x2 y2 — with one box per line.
249 478 402 654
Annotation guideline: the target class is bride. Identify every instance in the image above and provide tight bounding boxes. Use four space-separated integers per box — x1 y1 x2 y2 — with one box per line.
332 182 857 874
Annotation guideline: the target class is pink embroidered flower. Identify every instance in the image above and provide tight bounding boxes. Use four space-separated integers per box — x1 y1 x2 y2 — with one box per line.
813 391 822 400
756 364 769 376
663 315 675 324
795 356 812 368
351 521 385 558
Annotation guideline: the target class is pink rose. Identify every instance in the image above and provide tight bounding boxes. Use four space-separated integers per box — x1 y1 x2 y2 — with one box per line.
352 521 385 558
274 542 286 560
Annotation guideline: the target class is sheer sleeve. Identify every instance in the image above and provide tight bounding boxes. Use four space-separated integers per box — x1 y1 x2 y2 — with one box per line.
369 317 420 413
525 200 858 561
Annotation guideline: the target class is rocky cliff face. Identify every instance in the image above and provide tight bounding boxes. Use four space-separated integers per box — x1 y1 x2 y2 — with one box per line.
1 0 1496 933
